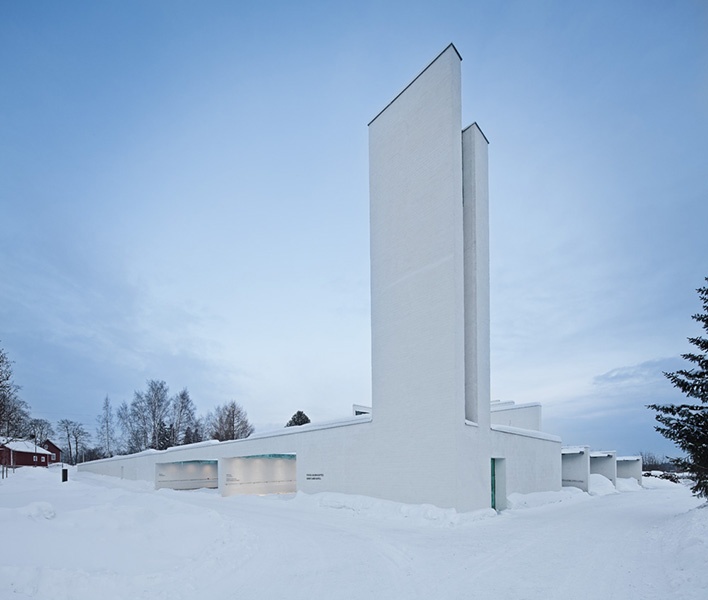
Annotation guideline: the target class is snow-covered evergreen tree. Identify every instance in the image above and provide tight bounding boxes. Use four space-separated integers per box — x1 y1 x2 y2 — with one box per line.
650 278 708 497
157 419 172 450
285 411 311 427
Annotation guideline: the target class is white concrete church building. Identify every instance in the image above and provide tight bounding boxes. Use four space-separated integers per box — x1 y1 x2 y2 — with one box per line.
80 44 564 512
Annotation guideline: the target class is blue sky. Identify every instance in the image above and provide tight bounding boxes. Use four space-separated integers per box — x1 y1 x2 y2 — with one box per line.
1 0 706 456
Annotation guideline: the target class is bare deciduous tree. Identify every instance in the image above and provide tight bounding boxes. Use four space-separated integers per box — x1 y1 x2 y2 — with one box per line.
169 388 197 447
57 419 75 464
28 418 55 444
96 396 117 458
206 401 254 441
117 398 149 454
71 422 91 463
0 344 29 438
639 451 667 471
56 419 91 464
136 380 172 450
116 380 174 452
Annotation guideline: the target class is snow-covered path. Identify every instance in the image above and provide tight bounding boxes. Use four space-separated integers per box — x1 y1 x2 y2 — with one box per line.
1 467 705 599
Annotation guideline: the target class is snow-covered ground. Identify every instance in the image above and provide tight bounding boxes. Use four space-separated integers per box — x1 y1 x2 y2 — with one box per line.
1 467 706 599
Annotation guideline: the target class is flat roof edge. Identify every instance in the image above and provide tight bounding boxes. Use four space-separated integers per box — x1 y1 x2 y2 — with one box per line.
490 402 541 413
490 424 561 443
79 415 374 465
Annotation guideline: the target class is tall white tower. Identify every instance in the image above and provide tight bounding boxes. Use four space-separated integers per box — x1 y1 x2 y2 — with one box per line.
368 44 491 509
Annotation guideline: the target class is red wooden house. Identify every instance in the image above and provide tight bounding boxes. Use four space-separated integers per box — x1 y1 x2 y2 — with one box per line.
40 439 62 464
0 438 54 468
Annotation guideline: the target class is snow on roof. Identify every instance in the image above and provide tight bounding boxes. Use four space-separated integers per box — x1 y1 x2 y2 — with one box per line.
1 439 52 455
490 401 541 413
489 424 561 443
84 414 373 465
589 451 616 458
490 400 516 408
561 446 588 455
617 456 641 462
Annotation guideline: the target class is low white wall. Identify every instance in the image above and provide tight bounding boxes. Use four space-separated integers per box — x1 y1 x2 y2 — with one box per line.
490 402 542 431
155 460 218 490
80 416 563 513
617 456 642 484
490 426 562 499
561 446 590 492
219 455 296 496
80 450 160 481
590 452 617 486
79 418 374 495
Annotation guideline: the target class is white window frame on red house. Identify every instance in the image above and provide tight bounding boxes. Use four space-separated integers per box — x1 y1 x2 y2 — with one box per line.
33 456 37 462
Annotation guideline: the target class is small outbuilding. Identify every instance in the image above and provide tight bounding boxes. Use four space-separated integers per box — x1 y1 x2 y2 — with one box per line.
561 446 591 492
589 451 617 486
616 456 643 485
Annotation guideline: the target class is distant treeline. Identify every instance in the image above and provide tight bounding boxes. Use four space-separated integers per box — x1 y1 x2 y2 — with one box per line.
1 344 255 465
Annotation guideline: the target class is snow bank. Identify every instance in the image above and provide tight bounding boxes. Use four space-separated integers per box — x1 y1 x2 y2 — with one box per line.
0 501 56 523
289 491 496 526
588 473 618 496
660 501 708 596
1 466 707 600
508 476 641 509
615 477 642 492
19 501 56 520
642 475 682 489
507 487 587 510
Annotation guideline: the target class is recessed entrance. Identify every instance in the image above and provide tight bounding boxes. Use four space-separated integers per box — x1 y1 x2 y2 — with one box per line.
219 454 296 496
490 458 507 510
155 460 218 490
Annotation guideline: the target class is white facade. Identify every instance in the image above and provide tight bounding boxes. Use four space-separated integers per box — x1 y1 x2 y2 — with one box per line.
617 456 643 485
79 44 562 512
491 401 543 431
219 455 296 496
561 446 591 492
155 460 218 490
590 451 618 486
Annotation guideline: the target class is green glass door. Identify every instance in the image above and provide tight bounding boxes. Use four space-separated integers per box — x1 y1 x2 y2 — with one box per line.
491 459 496 509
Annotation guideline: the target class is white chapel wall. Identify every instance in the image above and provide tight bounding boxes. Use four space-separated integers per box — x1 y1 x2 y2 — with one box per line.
490 402 542 431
